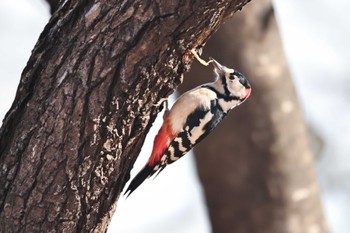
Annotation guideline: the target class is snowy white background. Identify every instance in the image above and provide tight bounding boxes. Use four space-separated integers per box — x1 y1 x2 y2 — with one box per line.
0 0 349 232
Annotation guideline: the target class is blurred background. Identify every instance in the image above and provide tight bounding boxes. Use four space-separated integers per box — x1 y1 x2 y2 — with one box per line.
0 0 349 232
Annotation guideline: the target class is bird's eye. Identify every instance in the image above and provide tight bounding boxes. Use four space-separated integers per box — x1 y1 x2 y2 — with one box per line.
229 74 236 80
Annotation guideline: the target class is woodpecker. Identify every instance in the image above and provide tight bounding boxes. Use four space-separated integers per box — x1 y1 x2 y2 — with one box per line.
124 50 251 196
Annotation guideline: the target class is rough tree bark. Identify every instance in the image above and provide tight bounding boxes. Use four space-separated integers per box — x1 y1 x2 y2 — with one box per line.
0 0 250 232
183 0 329 232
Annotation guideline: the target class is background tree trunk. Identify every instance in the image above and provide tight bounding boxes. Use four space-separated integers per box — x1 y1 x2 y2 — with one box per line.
182 0 329 232
0 0 250 232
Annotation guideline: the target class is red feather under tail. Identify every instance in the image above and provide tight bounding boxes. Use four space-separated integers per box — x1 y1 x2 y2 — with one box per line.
124 120 174 196
148 120 174 166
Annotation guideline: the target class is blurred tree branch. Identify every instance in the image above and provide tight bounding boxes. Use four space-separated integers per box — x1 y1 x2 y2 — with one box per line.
0 0 250 232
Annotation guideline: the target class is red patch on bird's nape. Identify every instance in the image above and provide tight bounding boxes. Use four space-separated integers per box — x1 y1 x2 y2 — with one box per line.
244 88 251 99
148 119 175 166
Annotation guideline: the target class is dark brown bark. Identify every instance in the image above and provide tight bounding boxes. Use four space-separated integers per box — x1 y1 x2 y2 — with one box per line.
182 0 329 232
46 0 60 14
0 0 251 232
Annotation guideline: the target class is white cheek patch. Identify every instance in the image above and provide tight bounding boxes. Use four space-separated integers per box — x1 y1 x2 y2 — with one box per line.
227 79 246 97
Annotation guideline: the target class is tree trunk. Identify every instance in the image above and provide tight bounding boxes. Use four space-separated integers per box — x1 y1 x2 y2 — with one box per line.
46 0 60 14
182 0 329 232
0 0 250 232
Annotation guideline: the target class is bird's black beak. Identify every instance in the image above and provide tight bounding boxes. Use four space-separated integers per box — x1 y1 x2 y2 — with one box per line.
209 58 223 71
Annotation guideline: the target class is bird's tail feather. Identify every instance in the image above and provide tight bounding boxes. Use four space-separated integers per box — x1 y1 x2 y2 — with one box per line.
124 165 155 197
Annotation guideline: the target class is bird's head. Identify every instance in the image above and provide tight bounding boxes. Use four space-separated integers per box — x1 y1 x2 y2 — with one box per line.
210 58 251 100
